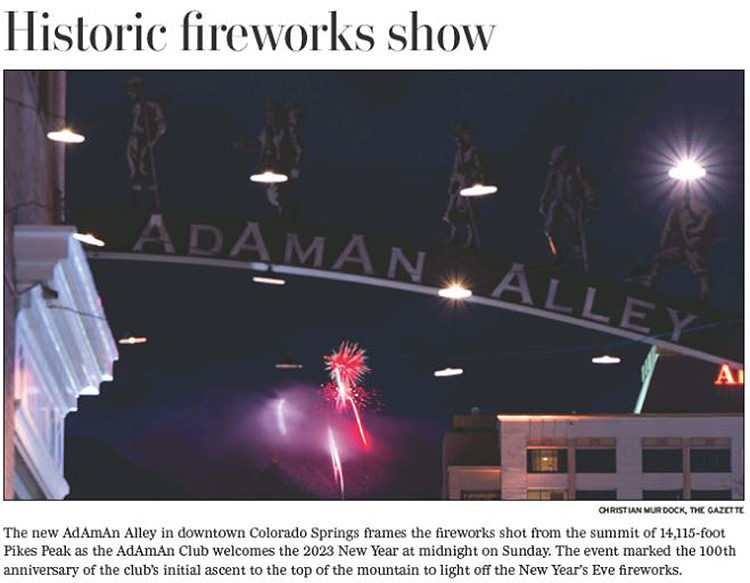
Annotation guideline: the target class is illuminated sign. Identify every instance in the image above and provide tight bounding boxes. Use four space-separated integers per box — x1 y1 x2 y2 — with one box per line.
714 364 744 386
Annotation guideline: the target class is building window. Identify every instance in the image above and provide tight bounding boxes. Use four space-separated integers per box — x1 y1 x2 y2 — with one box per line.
643 490 683 500
642 449 682 473
576 449 616 473
461 490 501 500
691 490 732 500
527 449 567 473
576 490 617 500
690 449 731 473
528 490 567 500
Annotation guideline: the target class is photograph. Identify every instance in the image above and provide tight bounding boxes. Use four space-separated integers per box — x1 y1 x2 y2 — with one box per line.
4 69 743 501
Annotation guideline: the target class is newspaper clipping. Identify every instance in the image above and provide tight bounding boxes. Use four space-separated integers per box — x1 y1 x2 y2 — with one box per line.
2 1 746 582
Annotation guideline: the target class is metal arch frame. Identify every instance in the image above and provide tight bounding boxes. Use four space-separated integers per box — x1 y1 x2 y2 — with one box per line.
87 251 743 369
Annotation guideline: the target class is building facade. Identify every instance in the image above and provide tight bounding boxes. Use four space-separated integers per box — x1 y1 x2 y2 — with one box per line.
444 413 742 501
4 71 118 499
443 413 500 500
497 414 742 501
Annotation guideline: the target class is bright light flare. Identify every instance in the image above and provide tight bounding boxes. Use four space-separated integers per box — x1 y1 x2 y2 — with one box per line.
73 233 105 247
668 160 706 181
47 128 85 143
250 171 288 184
253 276 286 285
460 183 498 197
327 426 345 499
118 336 147 345
276 399 288 436
439 284 472 300
434 367 463 377
591 354 621 365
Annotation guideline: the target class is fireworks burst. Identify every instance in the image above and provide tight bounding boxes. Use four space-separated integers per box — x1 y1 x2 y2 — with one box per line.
320 382 380 412
324 342 369 387
323 341 375 448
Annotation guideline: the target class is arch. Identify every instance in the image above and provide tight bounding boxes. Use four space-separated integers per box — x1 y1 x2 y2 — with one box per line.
75 209 743 368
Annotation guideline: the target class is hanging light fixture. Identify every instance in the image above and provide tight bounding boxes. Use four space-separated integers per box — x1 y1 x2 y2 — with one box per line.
253 275 286 285
119 335 147 345
73 232 105 247
434 366 464 377
438 283 472 300
252 262 286 285
275 357 303 370
47 128 85 144
250 170 288 184
460 183 498 197
668 159 706 181
591 354 621 365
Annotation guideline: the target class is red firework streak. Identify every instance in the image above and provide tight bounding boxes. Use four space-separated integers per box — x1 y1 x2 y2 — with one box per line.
324 342 371 447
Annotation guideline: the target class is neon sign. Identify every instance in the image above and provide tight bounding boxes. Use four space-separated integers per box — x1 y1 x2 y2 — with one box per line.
714 364 744 386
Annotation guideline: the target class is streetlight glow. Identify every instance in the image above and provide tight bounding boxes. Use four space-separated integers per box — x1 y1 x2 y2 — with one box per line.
250 171 288 184
439 284 472 300
73 233 105 247
668 160 706 181
434 366 464 377
591 354 621 365
47 128 85 144
460 183 498 197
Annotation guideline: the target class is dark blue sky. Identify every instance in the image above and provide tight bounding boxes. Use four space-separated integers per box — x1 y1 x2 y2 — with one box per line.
63 71 743 499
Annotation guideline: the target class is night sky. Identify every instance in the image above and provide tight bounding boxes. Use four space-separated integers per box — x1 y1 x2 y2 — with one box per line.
62 71 743 499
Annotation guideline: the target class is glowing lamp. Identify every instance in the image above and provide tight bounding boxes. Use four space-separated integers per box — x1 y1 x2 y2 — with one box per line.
460 183 498 197
668 160 706 181
73 233 105 247
434 366 464 377
438 284 472 300
591 354 621 365
253 276 286 286
47 128 85 144
250 171 288 184
118 336 147 345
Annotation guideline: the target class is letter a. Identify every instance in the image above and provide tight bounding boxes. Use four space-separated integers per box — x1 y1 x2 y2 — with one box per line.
714 364 736 386
132 214 175 253
229 222 270 261
491 263 533 305
332 235 374 275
